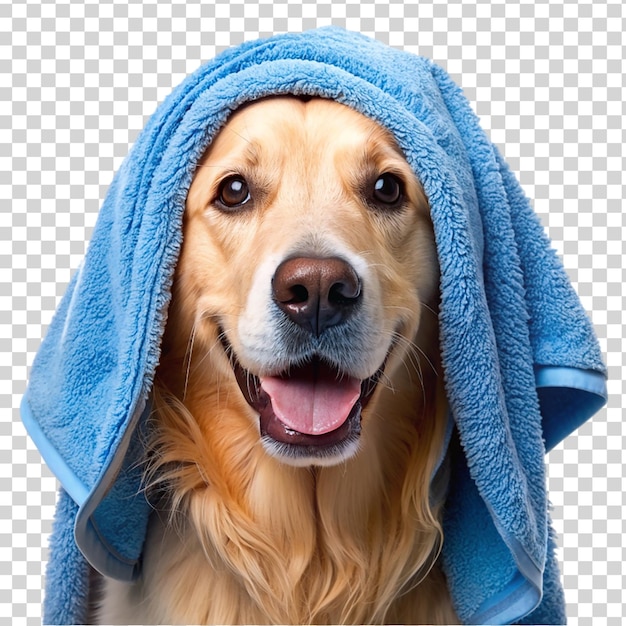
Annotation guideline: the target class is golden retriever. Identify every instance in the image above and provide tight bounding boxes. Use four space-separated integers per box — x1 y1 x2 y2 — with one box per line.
98 96 458 624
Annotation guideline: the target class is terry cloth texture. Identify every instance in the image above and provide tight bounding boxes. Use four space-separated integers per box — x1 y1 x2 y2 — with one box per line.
22 27 606 625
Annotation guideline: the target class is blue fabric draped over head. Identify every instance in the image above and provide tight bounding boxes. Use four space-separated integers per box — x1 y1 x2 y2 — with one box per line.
22 27 606 625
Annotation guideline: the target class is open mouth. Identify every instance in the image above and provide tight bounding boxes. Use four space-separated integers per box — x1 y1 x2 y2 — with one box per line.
220 334 385 463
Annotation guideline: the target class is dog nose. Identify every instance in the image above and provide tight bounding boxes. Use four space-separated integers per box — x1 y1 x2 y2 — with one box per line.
272 257 362 335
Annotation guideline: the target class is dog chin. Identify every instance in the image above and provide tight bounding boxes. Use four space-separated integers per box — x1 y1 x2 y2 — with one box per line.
261 432 362 467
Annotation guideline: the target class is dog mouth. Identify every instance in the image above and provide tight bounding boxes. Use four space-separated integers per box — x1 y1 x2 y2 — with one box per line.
220 334 385 463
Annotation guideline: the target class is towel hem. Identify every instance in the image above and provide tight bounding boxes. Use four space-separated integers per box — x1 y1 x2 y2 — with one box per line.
74 399 151 581
20 390 152 581
20 392 90 506
470 482 544 623
476 506 544 622
429 410 454 508
534 365 607 451
534 364 607 396
470 570 541 625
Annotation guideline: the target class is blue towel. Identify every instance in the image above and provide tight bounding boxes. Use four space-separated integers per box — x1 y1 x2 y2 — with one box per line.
22 27 606 625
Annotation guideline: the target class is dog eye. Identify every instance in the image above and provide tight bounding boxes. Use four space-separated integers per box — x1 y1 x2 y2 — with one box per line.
217 175 251 209
372 173 403 206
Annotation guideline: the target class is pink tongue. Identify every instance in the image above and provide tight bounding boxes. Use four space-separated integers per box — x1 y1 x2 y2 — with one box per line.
260 362 361 435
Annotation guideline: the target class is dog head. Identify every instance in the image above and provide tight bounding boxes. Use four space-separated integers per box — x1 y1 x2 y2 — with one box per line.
166 96 439 467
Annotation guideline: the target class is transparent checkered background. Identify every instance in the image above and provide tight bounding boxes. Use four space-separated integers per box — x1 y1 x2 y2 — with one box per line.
2 0 624 623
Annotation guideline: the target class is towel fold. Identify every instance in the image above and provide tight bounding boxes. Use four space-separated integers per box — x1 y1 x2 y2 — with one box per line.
22 27 606 625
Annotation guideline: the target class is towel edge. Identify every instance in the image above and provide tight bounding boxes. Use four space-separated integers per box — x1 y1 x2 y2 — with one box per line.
469 570 541 625
73 398 151 581
20 392 89 506
535 365 606 394
535 365 607 451
21 390 149 581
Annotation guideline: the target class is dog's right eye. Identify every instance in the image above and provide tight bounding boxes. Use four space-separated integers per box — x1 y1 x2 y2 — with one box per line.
216 175 251 209
372 173 403 206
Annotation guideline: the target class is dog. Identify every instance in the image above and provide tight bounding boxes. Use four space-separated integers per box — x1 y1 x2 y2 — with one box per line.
97 96 458 624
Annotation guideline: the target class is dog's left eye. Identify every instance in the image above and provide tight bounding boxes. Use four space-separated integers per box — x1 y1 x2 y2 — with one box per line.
217 175 251 209
372 173 403 206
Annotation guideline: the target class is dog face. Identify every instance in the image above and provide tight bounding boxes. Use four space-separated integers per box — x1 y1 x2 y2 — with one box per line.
171 96 439 467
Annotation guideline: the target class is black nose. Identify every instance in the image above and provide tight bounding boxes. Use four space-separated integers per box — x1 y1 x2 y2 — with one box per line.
272 257 362 335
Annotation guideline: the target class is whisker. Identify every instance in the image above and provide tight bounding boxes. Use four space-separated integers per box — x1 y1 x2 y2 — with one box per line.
182 321 199 401
226 123 252 145
412 343 438 378
191 320 226 372
420 302 438 318
380 301 438 320
246 369 257 401
391 330 439 379
391 333 427 406
194 162 225 169
388 329 443 415
376 369 396 394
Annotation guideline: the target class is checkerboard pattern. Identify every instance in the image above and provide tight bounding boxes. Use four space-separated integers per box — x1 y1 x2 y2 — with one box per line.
3 0 624 623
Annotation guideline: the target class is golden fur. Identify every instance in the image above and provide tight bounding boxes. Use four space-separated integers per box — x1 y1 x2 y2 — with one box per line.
98 97 458 624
